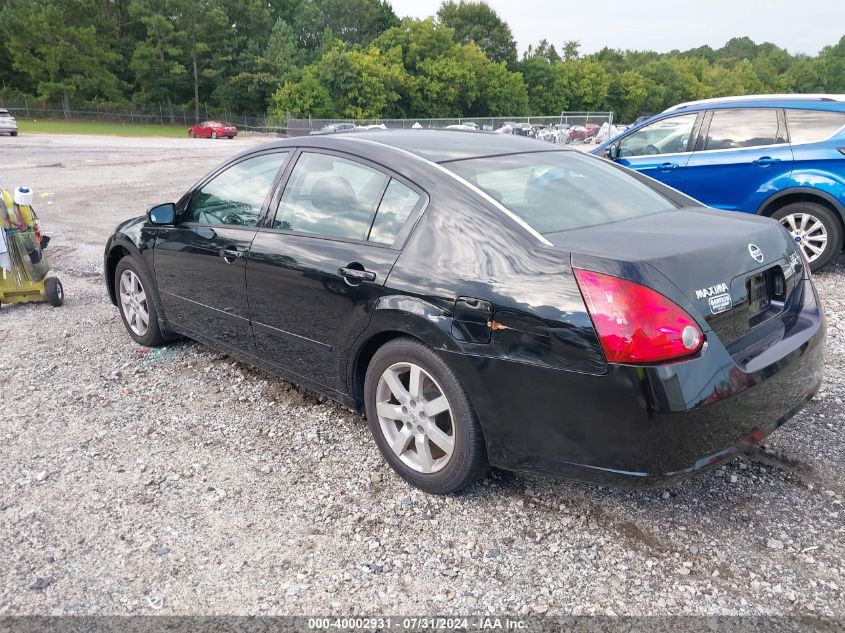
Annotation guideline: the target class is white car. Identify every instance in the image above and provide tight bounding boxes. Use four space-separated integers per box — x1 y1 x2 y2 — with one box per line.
0 109 18 136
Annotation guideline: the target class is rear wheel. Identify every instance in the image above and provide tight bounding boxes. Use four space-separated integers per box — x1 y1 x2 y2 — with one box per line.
115 257 167 347
772 202 843 271
189 130 196 138
10 131 18 137
211 130 218 139
364 338 487 494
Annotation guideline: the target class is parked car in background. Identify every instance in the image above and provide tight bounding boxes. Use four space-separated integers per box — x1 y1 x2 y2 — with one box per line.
104 131 824 494
0 109 18 136
189 120 238 139
310 123 355 135
595 95 845 270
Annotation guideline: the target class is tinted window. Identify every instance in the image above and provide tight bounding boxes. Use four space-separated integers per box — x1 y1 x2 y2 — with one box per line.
617 114 697 157
705 109 780 150
273 152 388 240
445 151 675 234
368 180 421 245
184 152 288 226
787 109 845 144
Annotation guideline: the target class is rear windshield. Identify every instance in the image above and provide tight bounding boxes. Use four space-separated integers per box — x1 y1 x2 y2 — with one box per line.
444 151 675 233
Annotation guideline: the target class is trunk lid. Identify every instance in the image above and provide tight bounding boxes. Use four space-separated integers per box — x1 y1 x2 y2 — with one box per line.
547 208 805 348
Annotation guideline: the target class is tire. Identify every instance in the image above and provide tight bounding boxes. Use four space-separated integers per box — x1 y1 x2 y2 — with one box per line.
114 257 167 347
44 277 63 307
771 202 843 271
364 337 488 494
211 131 218 139
189 130 196 138
10 131 18 137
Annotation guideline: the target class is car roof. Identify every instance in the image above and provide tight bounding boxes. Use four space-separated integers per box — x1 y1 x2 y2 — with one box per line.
328 129 563 163
664 94 845 113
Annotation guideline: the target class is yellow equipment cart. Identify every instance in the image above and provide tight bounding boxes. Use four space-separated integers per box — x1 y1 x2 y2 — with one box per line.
0 186 63 307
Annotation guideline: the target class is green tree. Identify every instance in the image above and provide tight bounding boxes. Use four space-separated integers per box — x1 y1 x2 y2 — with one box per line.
436 1 517 64
1 0 123 112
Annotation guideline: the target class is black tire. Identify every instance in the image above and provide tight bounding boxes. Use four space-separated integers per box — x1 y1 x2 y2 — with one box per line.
10 131 18 137
114 257 167 347
211 130 218 139
44 277 63 307
771 202 843 271
188 130 196 138
364 337 488 494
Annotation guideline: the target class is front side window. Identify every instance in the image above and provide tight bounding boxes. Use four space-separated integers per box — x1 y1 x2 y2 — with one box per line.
617 113 697 157
445 151 676 234
184 152 288 226
787 109 845 144
273 152 388 240
705 109 781 150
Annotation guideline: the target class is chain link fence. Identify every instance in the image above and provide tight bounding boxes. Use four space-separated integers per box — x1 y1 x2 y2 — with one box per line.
0 98 272 132
286 112 621 147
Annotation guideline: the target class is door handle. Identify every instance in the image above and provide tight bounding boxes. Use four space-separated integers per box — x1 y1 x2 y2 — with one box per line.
753 156 781 166
338 266 376 283
658 162 679 171
220 247 244 263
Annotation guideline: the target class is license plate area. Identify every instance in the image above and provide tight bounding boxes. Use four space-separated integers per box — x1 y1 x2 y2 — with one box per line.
746 266 786 327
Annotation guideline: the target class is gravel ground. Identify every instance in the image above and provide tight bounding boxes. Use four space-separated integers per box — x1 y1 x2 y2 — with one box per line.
0 134 843 617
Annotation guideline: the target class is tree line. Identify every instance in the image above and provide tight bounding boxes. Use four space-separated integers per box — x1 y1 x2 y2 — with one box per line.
0 0 843 124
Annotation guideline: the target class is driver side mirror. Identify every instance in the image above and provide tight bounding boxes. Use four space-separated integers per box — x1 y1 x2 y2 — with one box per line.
147 202 176 225
604 144 620 160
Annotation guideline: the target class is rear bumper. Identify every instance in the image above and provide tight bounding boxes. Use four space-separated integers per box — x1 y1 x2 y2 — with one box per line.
446 278 826 486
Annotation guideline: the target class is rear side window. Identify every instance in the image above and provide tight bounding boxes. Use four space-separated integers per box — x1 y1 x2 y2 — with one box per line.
444 151 675 234
274 152 388 239
787 109 845 144
705 109 782 150
368 180 420 245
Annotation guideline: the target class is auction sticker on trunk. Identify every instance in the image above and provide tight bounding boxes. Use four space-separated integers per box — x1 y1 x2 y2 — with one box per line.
708 293 733 314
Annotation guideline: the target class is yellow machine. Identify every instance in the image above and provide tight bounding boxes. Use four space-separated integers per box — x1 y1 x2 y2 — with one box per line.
0 186 63 307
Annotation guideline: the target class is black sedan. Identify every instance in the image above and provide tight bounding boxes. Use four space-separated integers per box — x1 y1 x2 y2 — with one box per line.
104 131 825 494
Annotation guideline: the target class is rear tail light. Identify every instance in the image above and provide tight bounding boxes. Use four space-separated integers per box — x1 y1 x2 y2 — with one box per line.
574 269 704 364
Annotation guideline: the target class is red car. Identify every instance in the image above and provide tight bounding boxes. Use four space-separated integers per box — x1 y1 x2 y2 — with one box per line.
188 120 238 139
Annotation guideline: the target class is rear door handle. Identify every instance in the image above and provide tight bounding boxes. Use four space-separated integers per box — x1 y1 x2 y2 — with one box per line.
658 162 679 171
338 266 376 283
220 247 244 263
753 156 781 166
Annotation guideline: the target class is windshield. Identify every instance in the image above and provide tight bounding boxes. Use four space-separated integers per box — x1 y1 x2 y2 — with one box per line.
444 151 676 233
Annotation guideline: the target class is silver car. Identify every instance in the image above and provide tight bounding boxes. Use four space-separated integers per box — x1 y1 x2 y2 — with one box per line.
0 109 18 136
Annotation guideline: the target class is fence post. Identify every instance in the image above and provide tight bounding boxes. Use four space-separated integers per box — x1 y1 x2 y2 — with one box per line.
24 96 30 119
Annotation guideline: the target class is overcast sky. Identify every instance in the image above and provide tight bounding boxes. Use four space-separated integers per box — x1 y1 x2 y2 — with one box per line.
388 0 843 56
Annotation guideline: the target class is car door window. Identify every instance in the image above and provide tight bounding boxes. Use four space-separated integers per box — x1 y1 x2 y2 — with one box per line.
704 109 781 150
617 114 697 157
368 179 421 245
273 152 389 240
786 109 845 144
184 152 289 227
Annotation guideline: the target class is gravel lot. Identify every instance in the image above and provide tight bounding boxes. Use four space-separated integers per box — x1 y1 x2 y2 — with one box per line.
0 134 843 617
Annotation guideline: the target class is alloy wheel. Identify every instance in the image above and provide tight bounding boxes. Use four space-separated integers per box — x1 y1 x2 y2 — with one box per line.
119 269 150 336
375 362 455 474
779 212 828 264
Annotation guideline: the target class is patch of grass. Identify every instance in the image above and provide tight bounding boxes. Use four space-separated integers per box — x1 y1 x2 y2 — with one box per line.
17 119 189 138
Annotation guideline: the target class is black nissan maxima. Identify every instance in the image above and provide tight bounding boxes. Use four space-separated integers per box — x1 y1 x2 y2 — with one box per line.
104 131 825 494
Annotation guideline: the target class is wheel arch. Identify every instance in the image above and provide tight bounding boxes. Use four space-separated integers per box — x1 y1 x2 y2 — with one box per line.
757 187 845 225
104 238 150 306
346 295 462 411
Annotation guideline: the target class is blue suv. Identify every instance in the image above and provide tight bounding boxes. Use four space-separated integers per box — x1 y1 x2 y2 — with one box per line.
594 95 845 270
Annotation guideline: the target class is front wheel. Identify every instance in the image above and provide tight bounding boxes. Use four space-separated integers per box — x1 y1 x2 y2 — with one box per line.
189 130 196 138
364 338 488 494
115 257 167 347
10 131 18 137
772 202 843 271
211 131 218 139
